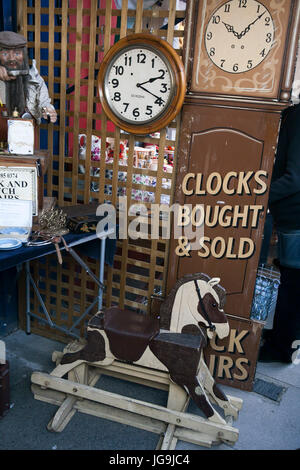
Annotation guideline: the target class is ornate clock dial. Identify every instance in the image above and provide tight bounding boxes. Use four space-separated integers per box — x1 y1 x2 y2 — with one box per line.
98 34 186 135
205 0 275 74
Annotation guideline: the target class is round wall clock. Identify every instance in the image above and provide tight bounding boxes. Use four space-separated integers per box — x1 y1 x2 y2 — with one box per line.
204 0 275 74
97 33 186 135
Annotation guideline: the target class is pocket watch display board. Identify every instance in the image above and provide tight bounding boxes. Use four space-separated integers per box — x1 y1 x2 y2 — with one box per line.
166 0 300 390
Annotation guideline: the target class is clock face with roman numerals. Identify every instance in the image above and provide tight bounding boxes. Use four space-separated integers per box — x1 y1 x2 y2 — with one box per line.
205 0 275 74
98 34 186 135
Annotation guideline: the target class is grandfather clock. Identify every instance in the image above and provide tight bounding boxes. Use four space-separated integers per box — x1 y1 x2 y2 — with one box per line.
167 0 300 390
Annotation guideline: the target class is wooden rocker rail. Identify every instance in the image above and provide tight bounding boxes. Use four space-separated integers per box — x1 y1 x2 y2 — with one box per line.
31 359 242 450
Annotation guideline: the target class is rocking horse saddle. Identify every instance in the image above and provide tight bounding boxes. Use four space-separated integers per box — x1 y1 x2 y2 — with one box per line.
101 306 160 362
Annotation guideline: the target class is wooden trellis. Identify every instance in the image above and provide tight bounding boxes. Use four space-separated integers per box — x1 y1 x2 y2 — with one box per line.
17 0 186 341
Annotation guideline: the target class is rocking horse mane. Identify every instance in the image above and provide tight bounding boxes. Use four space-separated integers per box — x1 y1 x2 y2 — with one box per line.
159 273 226 330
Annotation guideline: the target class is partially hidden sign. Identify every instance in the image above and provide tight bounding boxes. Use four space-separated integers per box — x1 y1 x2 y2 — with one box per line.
0 166 38 216
204 315 263 391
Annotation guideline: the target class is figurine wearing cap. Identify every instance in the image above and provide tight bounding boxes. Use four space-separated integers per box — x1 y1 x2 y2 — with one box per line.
0 31 57 123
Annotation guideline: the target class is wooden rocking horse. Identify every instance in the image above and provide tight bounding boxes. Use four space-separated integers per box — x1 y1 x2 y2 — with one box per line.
31 273 243 449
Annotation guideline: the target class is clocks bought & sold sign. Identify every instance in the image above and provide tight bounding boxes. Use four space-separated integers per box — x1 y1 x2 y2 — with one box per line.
174 169 268 259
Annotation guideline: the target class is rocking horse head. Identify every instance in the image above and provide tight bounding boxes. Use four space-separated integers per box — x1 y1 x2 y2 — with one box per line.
191 277 229 340
164 273 229 340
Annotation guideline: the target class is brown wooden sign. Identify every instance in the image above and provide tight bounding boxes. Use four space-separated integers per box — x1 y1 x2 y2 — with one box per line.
204 315 263 391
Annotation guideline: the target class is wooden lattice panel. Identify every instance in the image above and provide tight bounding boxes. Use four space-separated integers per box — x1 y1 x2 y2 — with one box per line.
17 0 185 339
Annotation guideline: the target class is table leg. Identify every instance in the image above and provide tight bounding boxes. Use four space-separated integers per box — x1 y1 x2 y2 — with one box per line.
25 261 31 335
98 237 106 311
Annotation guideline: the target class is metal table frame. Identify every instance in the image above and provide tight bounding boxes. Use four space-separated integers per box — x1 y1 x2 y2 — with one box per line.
25 229 114 339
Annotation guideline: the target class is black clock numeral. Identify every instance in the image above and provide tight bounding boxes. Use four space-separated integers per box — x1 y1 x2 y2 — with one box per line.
209 47 216 57
247 60 253 69
266 32 272 43
238 0 247 7
260 48 266 57
123 103 129 112
113 92 121 101
146 105 153 116
206 31 213 40
158 69 166 79
224 3 230 12
155 97 164 106
111 78 119 88
132 107 140 117
137 53 146 64
265 16 271 26
114 65 124 75
220 59 225 68
212 15 220 24
233 63 239 72
160 83 168 93
124 56 132 66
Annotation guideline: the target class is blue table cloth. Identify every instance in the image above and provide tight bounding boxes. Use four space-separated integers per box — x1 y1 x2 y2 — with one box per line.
0 232 116 272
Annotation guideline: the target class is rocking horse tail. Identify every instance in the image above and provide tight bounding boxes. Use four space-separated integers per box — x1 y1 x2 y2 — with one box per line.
61 329 107 365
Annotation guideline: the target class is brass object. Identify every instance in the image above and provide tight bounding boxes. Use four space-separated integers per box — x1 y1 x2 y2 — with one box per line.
38 207 69 236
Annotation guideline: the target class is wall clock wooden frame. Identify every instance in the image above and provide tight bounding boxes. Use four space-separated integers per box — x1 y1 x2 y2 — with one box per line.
185 0 300 103
97 33 186 135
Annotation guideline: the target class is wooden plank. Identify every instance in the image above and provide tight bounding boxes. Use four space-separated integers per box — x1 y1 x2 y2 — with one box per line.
142 129 165 313
17 0 26 36
104 0 112 53
167 0 176 45
71 2 83 204
33 384 165 436
34 0 41 71
46 0 55 196
84 0 98 204
120 0 128 39
58 1 68 206
118 135 135 308
135 0 144 33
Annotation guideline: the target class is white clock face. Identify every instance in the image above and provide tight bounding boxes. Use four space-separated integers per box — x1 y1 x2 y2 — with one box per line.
205 0 275 74
104 45 174 125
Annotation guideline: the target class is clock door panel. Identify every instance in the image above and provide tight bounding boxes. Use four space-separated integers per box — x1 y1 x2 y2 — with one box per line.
167 104 280 319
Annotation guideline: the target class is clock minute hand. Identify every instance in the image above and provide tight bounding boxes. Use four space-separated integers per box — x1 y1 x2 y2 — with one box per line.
136 83 165 104
237 10 266 39
222 21 240 38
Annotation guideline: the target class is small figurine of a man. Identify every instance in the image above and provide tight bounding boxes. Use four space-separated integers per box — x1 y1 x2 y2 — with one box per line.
0 30 57 123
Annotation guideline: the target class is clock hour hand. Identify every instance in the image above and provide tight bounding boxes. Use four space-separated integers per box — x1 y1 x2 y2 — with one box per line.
222 21 240 38
237 10 266 39
136 83 165 105
137 75 163 87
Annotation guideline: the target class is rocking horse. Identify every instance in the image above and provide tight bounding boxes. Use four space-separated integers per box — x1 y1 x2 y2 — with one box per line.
31 273 243 449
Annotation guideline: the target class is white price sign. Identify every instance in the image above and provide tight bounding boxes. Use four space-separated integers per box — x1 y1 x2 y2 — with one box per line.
0 166 38 216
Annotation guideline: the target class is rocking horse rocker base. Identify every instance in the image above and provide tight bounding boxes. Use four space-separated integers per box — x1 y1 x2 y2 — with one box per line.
31 274 243 449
